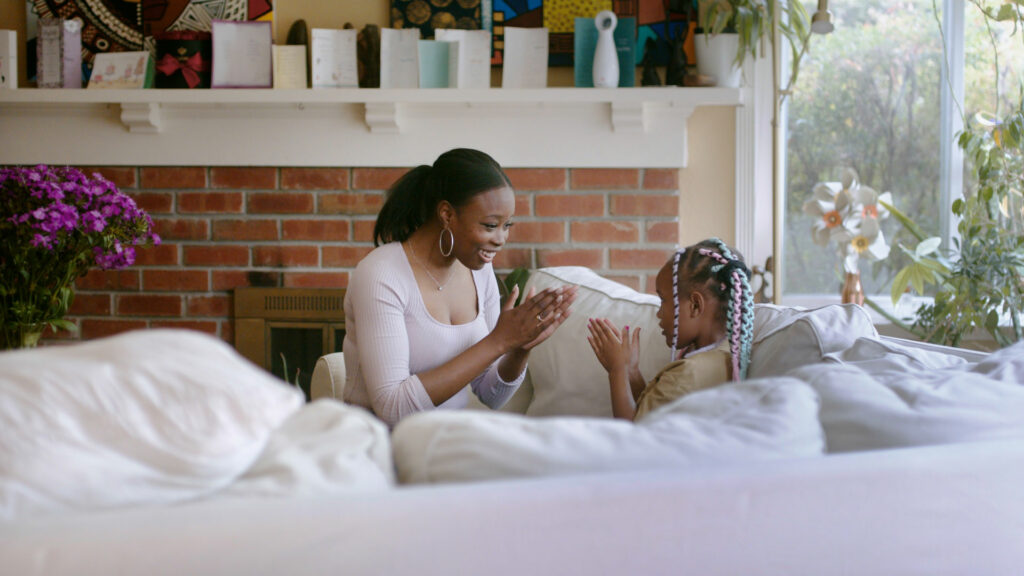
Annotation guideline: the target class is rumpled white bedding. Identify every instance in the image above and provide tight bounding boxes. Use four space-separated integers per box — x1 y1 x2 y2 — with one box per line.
796 337 1024 452
393 378 826 484
218 399 393 497
0 330 392 521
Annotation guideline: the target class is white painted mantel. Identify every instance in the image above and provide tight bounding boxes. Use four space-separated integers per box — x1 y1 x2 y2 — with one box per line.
0 84 773 263
0 87 741 169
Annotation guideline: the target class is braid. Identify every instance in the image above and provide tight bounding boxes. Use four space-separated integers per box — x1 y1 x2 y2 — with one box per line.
671 249 683 360
677 238 754 381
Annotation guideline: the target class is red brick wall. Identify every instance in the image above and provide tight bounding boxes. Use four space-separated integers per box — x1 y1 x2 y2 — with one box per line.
55 165 680 345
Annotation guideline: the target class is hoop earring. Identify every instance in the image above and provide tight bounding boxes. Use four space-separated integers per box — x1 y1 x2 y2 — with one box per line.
439 227 454 257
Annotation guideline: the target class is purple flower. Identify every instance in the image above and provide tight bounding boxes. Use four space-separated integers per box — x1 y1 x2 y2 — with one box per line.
82 210 106 232
2 164 158 279
30 233 53 249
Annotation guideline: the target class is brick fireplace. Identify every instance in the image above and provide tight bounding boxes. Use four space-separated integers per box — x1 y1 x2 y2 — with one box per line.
58 164 681 352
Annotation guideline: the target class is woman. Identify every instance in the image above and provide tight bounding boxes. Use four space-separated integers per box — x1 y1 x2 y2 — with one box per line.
343 148 577 427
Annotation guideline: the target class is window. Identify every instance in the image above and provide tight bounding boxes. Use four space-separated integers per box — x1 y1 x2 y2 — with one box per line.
780 0 1024 301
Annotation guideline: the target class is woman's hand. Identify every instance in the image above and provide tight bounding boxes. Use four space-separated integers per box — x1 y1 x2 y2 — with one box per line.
587 318 639 376
492 285 578 353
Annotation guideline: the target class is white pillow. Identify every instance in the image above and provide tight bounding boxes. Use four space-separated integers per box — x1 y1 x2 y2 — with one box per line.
792 339 1024 453
392 378 824 484
522 267 672 417
0 329 304 519
748 303 878 379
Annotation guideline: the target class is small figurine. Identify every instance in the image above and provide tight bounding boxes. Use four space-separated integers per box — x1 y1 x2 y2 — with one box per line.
641 38 662 86
358 24 381 88
665 22 689 87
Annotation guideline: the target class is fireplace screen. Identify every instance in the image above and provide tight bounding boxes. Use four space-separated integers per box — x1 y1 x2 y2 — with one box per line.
234 288 346 401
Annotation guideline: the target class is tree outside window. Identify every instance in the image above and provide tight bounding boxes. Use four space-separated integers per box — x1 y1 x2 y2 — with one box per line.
782 0 1024 298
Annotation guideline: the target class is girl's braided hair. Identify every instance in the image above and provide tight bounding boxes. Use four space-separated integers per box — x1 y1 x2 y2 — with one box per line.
671 238 755 380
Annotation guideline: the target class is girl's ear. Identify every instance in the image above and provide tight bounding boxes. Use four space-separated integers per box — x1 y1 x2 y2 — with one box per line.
689 290 705 317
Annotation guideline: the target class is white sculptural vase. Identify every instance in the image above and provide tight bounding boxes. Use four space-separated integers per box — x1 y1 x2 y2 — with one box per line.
592 10 619 88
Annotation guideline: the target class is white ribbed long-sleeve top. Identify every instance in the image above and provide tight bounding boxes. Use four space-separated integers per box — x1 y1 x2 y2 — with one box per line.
342 242 525 427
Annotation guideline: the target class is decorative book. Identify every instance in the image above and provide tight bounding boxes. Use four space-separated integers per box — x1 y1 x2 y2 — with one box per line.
87 51 154 89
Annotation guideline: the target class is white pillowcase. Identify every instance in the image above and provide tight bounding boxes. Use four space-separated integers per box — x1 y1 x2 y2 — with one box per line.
0 329 304 519
392 378 824 484
521 267 672 418
748 303 878 379
793 339 1024 453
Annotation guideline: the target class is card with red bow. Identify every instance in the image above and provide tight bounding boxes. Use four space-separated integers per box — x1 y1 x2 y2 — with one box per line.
154 30 212 89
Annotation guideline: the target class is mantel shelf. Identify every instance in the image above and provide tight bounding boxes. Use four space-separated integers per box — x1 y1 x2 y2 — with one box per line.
0 87 743 168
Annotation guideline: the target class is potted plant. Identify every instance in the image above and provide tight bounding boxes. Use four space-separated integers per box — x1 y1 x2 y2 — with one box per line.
697 0 813 91
880 103 1024 348
873 2 1024 348
0 165 160 349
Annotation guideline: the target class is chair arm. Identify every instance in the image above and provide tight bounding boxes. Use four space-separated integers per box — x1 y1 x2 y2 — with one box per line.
310 352 346 401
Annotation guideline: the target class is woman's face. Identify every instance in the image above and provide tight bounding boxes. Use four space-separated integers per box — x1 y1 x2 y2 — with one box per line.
447 186 516 270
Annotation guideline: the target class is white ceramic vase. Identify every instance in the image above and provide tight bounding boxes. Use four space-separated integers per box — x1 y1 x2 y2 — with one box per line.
695 32 742 88
592 10 619 88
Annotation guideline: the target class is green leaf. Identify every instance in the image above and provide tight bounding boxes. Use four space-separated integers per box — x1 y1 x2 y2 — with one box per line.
996 3 1020 21
915 237 942 257
48 319 78 332
891 267 911 304
880 200 928 242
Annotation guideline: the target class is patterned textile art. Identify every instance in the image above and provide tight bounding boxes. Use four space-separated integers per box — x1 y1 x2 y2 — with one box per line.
390 0 484 40
25 0 142 82
25 0 272 82
142 0 273 51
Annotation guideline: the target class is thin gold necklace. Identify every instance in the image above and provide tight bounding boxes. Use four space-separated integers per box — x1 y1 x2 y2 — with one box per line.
406 242 454 291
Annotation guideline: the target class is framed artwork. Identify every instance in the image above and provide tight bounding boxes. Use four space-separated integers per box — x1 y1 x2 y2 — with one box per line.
490 0 695 67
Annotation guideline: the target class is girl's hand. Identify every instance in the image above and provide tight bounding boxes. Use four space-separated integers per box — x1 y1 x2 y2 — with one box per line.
587 318 632 375
625 323 642 377
493 285 577 352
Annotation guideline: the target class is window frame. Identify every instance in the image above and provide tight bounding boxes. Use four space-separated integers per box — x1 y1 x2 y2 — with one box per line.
777 0 966 314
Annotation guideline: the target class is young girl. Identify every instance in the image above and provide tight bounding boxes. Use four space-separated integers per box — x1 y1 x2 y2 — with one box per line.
587 238 755 421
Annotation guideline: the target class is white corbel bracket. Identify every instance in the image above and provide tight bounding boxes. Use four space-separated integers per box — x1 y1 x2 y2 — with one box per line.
610 101 647 133
119 102 162 133
364 102 401 133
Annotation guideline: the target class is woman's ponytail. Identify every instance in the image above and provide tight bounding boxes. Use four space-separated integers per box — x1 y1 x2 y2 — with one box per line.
373 164 433 246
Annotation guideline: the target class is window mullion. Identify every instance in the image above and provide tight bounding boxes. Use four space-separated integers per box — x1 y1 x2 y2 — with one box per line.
940 0 965 249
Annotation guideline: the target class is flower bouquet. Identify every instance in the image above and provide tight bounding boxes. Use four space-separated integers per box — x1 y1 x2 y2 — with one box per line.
0 165 160 349
802 168 892 302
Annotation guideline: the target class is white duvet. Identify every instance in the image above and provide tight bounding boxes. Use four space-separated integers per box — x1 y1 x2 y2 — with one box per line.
0 330 392 521
2 327 1022 521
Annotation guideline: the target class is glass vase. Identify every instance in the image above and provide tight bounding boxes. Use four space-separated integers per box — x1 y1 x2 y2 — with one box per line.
0 324 45 350
841 272 865 306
